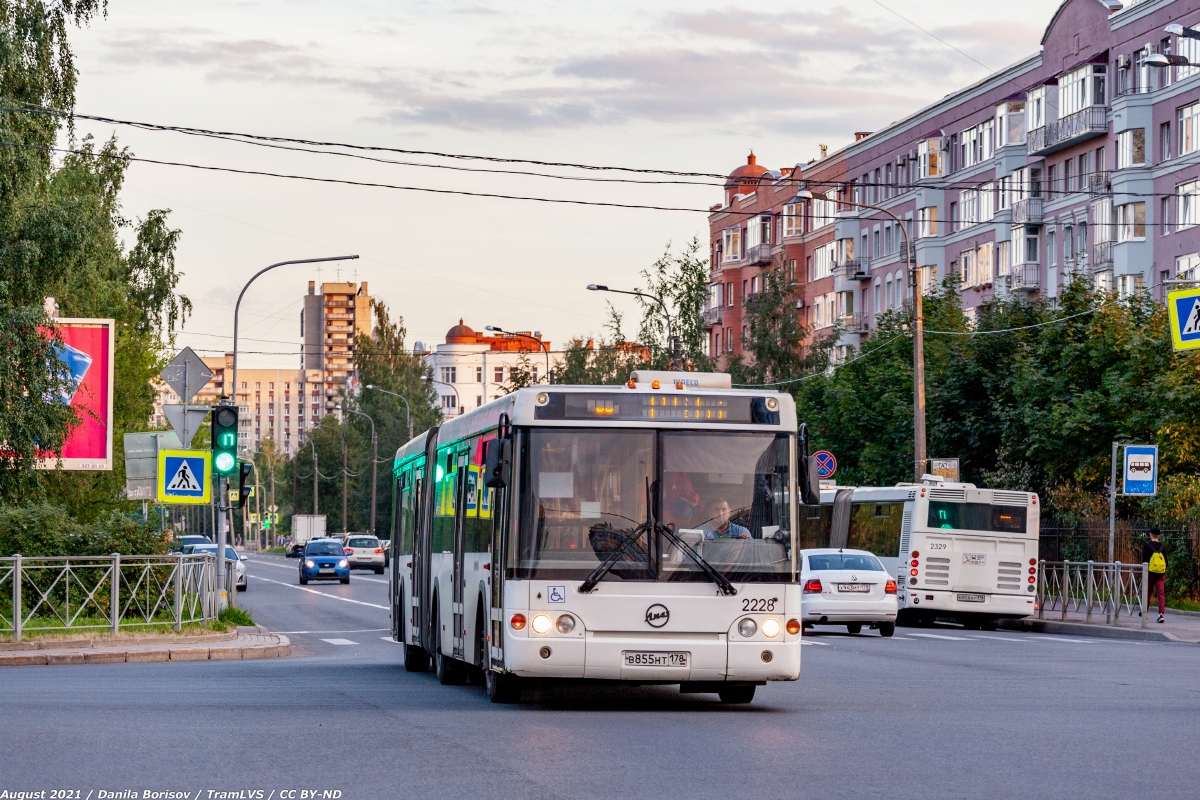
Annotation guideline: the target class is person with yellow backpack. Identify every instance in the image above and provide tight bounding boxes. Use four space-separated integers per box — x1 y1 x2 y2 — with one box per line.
1142 527 1167 624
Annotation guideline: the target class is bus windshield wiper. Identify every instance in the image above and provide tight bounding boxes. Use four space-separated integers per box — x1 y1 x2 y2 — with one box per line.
578 521 649 593
656 523 738 596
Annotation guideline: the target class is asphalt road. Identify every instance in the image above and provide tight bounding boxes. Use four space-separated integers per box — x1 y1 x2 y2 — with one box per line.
3 551 1198 799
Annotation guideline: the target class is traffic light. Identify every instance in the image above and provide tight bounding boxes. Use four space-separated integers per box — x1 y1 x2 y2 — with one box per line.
237 462 253 508
262 514 272 530
211 404 239 476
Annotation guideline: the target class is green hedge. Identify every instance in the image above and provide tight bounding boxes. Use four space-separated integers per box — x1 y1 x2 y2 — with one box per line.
0 504 170 557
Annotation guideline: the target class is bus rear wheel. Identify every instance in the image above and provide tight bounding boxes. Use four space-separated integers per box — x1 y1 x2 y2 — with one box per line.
717 685 755 704
486 670 523 704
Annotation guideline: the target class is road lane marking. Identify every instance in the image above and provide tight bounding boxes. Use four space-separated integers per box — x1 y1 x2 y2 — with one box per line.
278 628 388 634
1037 636 1097 643
246 559 388 584
908 633 973 641
890 636 915 640
380 637 403 644
974 635 1027 642
247 574 389 609
321 638 359 645
800 640 829 646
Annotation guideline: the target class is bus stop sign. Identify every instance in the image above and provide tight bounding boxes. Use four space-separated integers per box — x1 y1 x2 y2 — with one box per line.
1123 445 1158 496
813 450 837 479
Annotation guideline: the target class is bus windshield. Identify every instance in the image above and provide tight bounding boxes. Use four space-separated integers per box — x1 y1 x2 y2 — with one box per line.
513 428 792 583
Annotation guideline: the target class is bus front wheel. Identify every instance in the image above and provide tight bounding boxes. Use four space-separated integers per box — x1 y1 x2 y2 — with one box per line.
486 670 523 704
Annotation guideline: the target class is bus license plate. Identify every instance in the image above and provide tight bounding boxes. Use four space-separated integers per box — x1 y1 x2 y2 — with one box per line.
624 651 688 668
957 593 985 603
838 583 871 592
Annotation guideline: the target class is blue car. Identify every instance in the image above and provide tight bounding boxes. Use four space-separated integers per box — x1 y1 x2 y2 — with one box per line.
299 539 350 585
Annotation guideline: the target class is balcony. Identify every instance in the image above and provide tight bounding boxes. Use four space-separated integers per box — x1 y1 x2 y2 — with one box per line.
746 243 773 265
1005 263 1041 292
838 258 870 281
1081 171 1110 196
1092 241 1114 271
840 313 870 333
1011 197 1044 225
1027 106 1107 156
701 306 723 327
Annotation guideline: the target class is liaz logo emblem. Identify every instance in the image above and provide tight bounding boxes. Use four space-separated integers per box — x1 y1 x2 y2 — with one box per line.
645 604 669 628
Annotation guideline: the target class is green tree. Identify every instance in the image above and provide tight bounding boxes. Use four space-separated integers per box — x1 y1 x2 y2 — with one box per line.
634 238 712 370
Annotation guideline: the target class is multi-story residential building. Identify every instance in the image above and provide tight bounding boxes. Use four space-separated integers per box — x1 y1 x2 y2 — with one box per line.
151 356 318 456
302 280 373 417
419 320 551 416
707 0 1200 366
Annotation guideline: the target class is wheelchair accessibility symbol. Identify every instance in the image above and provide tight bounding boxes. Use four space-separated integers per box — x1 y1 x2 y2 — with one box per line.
548 586 566 603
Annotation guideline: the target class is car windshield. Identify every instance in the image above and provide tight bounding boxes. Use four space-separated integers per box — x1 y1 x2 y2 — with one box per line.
347 538 377 548
808 553 885 572
306 541 346 556
193 545 239 561
513 428 792 583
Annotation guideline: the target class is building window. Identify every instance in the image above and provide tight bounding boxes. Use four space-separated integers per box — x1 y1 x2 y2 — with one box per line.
812 244 834 280
997 240 1010 276
494 366 504 383
1178 180 1200 229
441 395 457 409
1047 229 1057 267
996 100 1026 146
918 206 938 238
1180 103 1200 156
978 242 994 284
918 138 946 179
1028 86 1046 131
782 202 803 237
1117 129 1145 168
1177 253 1200 280
1161 122 1172 162
475 367 483 383
1117 202 1146 240
722 227 742 262
1059 64 1105 116
961 248 977 285
1117 274 1145 298
440 366 457 384
269 382 274 390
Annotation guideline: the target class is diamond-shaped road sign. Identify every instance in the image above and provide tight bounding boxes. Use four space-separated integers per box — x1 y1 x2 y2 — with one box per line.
159 347 215 448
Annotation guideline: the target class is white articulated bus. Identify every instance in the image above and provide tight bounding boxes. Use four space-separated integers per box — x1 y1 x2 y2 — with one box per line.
389 372 817 704
801 481 1040 630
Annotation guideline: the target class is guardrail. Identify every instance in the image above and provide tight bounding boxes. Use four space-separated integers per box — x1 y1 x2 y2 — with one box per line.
0 553 235 641
1037 560 1147 627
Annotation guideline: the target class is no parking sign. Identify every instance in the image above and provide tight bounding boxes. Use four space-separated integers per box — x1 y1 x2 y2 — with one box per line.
812 450 837 479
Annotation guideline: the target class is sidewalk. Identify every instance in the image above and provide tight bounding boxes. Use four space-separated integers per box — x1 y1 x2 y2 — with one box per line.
1000 608 1200 643
0 625 291 666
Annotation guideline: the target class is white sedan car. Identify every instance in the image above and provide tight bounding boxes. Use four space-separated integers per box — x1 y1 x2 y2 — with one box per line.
190 543 248 592
800 549 897 636
343 535 385 574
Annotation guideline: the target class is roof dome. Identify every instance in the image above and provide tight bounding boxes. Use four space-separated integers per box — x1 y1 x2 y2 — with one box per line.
726 151 770 186
445 318 476 343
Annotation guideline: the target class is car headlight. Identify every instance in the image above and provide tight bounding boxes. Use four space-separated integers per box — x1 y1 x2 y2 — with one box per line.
738 618 758 638
305 559 315 568
761 618 781 638
338 559 348 568
556 614 576 634
532 614 552 634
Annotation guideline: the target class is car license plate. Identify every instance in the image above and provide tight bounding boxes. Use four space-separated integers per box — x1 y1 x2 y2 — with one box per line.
623 651 688 667
837 583 871 592
957 593 986 603
319 568 335 574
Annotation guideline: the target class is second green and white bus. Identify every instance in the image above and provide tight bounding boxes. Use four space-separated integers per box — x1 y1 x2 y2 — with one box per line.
388 372 813 704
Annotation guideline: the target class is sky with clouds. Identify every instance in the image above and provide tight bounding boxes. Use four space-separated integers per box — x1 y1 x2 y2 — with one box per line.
68 0 1081 367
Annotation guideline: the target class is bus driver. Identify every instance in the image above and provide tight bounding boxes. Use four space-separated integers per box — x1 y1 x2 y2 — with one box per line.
701 498 751 539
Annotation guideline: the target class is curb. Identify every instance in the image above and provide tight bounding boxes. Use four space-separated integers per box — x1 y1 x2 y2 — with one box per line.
999 618 1189 643
0 630 238 651
0 634 291 666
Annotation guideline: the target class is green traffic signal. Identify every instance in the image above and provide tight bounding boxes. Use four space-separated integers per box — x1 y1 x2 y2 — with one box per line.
212 405 239 475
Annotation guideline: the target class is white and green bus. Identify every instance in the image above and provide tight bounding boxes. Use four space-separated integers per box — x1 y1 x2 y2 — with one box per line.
389 372 821 704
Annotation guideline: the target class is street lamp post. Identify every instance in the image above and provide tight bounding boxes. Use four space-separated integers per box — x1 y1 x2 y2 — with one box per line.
339 405 377 538
485 326 552 383
364 384 414 441
586 284 681 370
427 378 461 416
299 436 318 514
795 189 926 481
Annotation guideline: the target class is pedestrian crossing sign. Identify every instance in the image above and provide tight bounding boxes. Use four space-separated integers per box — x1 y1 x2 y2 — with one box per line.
1167 286 1200 351
156 449 211 504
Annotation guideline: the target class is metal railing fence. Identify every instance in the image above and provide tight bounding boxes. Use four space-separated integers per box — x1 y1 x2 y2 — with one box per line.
1037 560 1148 627
0 553 234 641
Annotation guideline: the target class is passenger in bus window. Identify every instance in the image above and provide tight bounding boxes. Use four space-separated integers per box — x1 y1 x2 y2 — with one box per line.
701 499 751 539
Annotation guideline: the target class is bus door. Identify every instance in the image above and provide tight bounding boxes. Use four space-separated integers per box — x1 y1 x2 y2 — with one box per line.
411 465 429 648
487 436 510 669
452 450 470 660
390 473 404 640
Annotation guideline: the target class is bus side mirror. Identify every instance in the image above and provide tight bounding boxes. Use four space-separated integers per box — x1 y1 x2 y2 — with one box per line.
799 456 821 506
483 439 511 489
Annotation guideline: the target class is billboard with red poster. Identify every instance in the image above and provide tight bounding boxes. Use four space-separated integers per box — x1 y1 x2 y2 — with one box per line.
37 318 115 471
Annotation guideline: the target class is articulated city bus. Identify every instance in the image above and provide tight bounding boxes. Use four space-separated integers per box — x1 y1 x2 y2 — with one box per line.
389 372 814 704
802 481 1040 629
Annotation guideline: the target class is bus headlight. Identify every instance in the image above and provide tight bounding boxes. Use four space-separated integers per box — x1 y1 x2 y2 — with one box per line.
556 614 576 634
532 614 552 634
761 618 781 638
738 618 757 638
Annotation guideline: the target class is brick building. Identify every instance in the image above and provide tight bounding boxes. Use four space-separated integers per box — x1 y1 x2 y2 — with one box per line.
707 0 1200 366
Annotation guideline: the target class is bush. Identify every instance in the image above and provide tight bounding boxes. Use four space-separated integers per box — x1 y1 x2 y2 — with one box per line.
0 503 170 557
218 606 254 627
